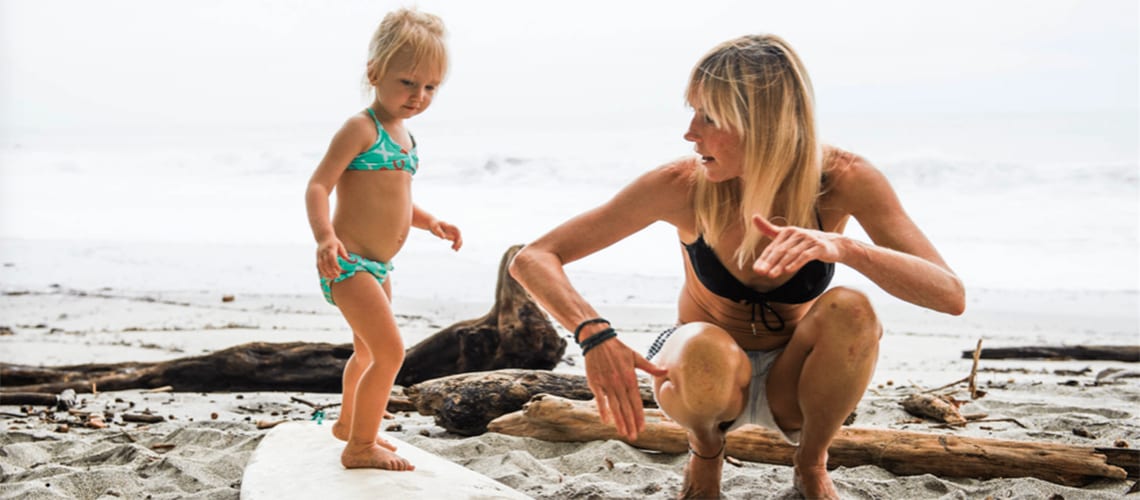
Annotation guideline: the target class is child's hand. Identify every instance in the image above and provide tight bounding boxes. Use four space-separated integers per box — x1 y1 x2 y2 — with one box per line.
316 237 350 279
429 220 463 251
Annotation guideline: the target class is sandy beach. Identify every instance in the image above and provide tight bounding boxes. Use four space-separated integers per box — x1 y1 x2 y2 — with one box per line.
1 283 1137 499
3 1 1137 498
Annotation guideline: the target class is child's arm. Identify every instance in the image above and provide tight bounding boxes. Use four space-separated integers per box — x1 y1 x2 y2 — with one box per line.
305 116 374 278
412 204 462 251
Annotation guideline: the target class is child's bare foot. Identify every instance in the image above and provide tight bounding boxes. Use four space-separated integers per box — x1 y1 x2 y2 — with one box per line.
792 450 839 499
341 442 415 471
679 440 724 499
332 419 397 451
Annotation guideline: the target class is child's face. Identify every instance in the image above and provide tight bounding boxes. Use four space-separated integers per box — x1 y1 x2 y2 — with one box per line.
374 48 443 120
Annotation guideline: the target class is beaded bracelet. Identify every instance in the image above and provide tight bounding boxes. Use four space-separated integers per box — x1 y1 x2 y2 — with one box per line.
579 327 618 356
573 317 611 343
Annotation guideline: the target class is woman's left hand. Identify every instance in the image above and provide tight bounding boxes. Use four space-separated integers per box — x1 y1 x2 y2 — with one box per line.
430 220 463 251
752 214 844 277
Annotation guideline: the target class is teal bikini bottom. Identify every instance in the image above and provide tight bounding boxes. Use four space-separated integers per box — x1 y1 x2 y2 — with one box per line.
320 252 393 305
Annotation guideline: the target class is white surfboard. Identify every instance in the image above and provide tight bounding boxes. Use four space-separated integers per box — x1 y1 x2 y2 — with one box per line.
241 422 531 499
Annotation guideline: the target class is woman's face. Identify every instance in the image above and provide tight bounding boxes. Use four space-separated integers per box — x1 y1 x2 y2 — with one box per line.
684 108 743 182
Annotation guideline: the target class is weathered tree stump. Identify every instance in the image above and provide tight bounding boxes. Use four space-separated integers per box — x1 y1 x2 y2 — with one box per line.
404 369 655 436
488 395 1131 487
395 245 566 386
963 345 1140 362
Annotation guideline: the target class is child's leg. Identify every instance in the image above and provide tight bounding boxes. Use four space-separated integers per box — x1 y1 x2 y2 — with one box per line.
328 274 412 471
331 331 396 451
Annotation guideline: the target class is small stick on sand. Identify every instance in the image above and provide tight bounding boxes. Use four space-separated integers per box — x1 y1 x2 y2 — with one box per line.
933 418 1028 430
925 338 984 397
122 413 165 423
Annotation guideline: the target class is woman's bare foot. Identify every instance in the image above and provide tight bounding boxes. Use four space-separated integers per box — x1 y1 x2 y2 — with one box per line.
679 440 724 499
792 450 839 499
332 419 397 451
341 442 415 471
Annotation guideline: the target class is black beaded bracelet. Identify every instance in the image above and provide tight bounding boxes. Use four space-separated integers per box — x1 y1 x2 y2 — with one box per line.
579 327 618 356
573 317 611 343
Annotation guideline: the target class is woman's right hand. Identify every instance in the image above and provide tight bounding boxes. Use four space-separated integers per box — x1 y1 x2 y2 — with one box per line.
316 237 350 280
583 337 668 441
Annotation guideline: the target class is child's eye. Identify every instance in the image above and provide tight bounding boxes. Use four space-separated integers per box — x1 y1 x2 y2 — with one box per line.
425 85 436 92
400 79 415 87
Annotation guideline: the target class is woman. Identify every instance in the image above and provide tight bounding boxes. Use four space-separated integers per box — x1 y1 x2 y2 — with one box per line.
509 34 964 499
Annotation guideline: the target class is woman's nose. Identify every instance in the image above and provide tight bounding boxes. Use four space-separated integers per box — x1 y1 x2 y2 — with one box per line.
683 126 698 143
683 117 700 143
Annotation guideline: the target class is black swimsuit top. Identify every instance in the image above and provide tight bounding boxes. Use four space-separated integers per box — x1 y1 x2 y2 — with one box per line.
683 213 835 332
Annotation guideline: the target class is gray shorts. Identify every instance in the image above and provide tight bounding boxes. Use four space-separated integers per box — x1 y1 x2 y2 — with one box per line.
647 327 800 445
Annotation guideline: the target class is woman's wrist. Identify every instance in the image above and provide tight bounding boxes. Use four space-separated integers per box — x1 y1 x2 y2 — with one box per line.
579 327 617 356
836 234 868 266
574 317 611 343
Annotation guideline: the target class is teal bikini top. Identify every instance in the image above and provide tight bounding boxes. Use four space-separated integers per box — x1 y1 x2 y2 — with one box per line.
346 108 418 175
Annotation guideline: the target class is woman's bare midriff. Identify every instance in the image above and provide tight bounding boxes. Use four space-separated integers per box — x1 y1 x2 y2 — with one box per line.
331 169 413 262
677 270 812 352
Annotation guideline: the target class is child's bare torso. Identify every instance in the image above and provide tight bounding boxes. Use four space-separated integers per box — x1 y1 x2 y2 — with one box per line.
332 170 413 262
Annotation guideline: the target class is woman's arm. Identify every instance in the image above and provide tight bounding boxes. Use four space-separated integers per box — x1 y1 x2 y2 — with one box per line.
834 158 965 314
752 155 965 314
509 161 692 439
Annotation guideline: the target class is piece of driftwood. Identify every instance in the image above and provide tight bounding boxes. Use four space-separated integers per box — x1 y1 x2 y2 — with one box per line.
405 369 655 436
395 245 566 386
963 345 1140 362
1 342 353 394
901 393 967 425
1095 447 1140 479
0 392 62 407
122 413 165 424
487 395 1129 487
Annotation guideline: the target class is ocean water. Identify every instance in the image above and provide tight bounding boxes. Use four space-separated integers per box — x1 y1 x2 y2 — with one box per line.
0 110 1136 309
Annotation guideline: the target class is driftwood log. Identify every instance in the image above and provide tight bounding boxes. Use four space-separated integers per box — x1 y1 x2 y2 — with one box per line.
487 395 1131 487
963 345 1140 362
405 369 655 436
1 246 563 405
0 342 351 394
395 245 565 386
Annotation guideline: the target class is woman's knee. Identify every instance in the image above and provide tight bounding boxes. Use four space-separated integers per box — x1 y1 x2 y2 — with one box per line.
812 287 882 343
653 323 751 426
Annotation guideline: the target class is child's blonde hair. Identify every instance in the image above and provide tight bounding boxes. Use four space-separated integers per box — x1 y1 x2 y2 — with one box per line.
687 34 822 269
363 8 448 94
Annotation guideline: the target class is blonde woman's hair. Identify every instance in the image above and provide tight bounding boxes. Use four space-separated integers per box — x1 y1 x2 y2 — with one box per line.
687 34 821 268
363 8 448 95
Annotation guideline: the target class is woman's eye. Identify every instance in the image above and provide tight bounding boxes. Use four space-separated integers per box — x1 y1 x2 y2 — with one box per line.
703 114 716 125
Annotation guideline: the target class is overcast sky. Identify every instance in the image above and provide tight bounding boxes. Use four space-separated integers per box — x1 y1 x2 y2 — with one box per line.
2 0 1137 134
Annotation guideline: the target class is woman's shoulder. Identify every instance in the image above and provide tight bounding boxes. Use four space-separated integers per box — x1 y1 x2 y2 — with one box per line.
611 156 698 226
822 145 886 194
649 156 702 188
821 144 900 216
